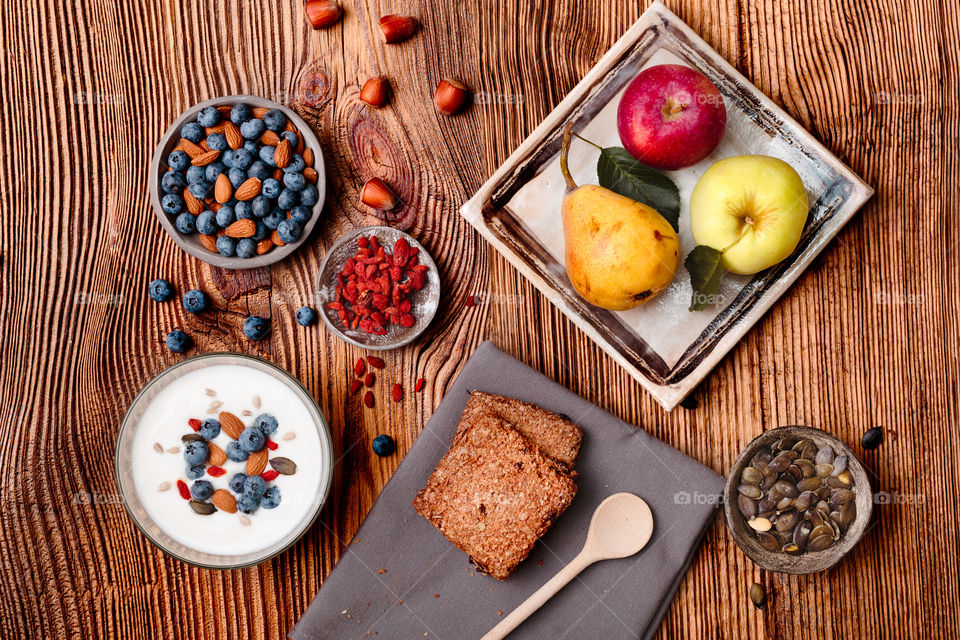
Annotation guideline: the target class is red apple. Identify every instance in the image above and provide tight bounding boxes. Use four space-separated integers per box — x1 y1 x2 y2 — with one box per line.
616 64 726 170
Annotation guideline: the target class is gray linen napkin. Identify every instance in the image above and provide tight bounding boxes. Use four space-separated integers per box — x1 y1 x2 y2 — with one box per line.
291 341 723 640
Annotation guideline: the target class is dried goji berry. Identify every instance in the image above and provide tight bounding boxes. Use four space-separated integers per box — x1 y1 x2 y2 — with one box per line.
415 378 425 392
367 356 386 369
177 479 190 499
363 390 375 408
207 466 226 477
364 372 375 387
393 238 410 266
392 384 403 402
399 313 415 327
266 439 278 451
188 418 202 432
354 358 366 376
261 470 280 482
350 380 363 395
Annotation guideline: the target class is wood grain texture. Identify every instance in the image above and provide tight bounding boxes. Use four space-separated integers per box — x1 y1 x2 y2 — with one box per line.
0 0 955 638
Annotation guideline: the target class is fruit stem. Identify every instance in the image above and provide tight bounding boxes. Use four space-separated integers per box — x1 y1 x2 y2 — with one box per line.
559 123 578 191
571 131 603 151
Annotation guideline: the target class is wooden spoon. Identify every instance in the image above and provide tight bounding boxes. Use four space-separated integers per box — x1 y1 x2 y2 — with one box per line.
481 493 655 640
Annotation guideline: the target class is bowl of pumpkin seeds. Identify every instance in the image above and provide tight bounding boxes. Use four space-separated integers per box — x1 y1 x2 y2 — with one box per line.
724 426 873 574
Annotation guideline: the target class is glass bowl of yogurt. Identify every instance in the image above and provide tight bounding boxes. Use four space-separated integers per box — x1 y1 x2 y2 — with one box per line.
116 353 334 569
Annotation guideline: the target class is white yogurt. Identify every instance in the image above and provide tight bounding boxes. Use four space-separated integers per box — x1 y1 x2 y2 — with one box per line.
131 364 325 556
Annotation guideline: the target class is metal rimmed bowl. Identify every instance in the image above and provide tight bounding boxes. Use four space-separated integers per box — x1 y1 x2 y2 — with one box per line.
115 353 334 569
316 226 440 350
149 95 326 269
724 425 873 574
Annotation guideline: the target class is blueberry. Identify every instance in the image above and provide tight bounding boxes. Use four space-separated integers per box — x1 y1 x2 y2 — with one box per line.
206 132 228 151
277 189 299 210
161 193 184 215
236 238 257 258
181 122 204 143
300 184 319 206
216 204 236 228
148 279 174 302
263 109 287 132
190 480 214 500
243 475 267 498
258 145 277 167
183 440 209 465
252 220 269 241
186 165 205 185
175 213 197 234
256 414 278 436
243 140 258 153
222 149 235 168
251 195 271 217
230 103 252 125
161 170 186 195
216 235 237 256
229 472 248 493
185 464 205 480
263 208 284 230
204 161 226 182
166 329 192 353
182 289 209 314
237 493 260 514
235 201 254 219
196 210 217 235
238 426 265 453
289 205 312 224
296 306 316 326
248 160 271 181
281 131 298 147
200 419 220 440
261 486 281 509
283 172 306 192
283 154 306 173
277 219 302 244
226 441 249 462
188 179 212 199
224 169 242 190
372 434 395 457
240 118 266 140
168 150 190 172
232 148 255 170
262 178 282 199
243 315 270 340
197 106 220 127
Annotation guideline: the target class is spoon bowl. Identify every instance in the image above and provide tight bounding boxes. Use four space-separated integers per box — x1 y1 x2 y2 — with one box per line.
585 492 655 559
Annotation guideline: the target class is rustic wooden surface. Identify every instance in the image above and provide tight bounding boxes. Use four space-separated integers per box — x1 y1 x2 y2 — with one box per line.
0 0 954 638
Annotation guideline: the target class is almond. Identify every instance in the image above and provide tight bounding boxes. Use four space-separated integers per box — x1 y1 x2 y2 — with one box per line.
179 138 205 159
272 168 284 181
205 123 226 135
256 239 274 255
303 167 318 183
295 133 304 154
261 130 281 146
271 229 286 247
212 489 237 514
215 173 233 203
303 148 315 167
183 188 204 215
208 442 227 466
216 105 233 115
274 139 291 168
191 149 221 166
234 177 262 201
199 234 219 252
253 106 269 118
246 449 269 476
225 218 256 238
224 121 243 149
219 411 245 439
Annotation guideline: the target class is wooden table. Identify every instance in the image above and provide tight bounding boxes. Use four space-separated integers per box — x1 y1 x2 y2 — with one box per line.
2 0 952 637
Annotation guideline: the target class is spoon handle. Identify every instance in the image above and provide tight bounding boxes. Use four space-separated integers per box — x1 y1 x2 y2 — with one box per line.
480 551 595 640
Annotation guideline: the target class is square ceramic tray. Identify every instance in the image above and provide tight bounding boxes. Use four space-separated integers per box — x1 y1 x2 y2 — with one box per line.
460 1 873 411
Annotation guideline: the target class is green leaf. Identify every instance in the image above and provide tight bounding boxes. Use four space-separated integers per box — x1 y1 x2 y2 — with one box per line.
597 147 681 231
685 245 725 311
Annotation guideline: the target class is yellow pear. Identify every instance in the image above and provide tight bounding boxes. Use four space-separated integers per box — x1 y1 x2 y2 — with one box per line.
559 125 680 311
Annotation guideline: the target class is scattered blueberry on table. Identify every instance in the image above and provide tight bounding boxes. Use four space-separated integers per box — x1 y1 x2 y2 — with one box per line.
296 306 317 326
165 329 192 353
243 315 270 340
372 434 395 457
149 279 174 302
182 289 209 314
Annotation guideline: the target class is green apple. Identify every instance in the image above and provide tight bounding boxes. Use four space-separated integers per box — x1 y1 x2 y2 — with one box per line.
689 155 808 275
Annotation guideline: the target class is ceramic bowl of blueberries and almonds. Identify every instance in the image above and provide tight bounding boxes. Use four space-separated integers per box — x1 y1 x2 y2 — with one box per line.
723 425 873 575
150 95 326 269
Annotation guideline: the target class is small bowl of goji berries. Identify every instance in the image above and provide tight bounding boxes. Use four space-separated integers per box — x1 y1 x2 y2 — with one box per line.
317 226 440 350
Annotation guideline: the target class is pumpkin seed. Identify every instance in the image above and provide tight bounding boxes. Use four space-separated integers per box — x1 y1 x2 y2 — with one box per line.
190 500 216 515
774 480 799 498
741 467 762 485
831 455 848 476
861 427 883 450
815 463 834 478
794 491 817 512
768 453 793 473
748 517 773 532
749 582 766 608
738 484 762 499
807 534 833 551
182 433 204 443
270 456 298 475
738 494 757 518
